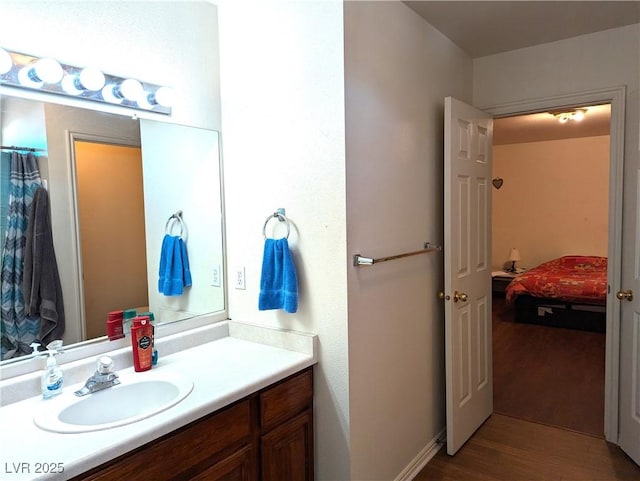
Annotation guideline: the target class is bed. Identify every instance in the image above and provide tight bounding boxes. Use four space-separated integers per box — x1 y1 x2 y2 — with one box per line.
505 255 607 332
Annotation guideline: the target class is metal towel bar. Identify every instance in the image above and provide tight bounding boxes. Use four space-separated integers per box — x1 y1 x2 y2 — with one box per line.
353 242 442 266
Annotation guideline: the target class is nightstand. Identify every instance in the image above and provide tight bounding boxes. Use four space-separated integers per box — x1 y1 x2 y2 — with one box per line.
492 270 518 294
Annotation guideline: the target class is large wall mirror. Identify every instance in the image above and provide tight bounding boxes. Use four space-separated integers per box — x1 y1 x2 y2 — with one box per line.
0 93 226 363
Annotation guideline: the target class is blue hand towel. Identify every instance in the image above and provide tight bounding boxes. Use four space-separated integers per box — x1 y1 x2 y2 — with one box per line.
158 235 192 296
259 238 298 313
179 237 192 288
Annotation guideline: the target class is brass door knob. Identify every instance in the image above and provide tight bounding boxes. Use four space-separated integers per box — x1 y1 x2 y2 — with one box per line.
453 291 468 303
438 292 451 301
616 289 634 302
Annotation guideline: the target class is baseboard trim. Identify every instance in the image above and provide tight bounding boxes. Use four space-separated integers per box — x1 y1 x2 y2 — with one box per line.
394 427 446 481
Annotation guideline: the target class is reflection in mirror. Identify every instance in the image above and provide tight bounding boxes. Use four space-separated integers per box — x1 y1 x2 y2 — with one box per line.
0 94 225 363
73 139 148 339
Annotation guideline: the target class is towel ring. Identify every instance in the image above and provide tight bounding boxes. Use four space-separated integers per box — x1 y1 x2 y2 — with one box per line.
263 208 290 239
165 210 186 239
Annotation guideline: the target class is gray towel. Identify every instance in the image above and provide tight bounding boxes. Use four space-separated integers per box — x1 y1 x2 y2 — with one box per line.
23 187 65 344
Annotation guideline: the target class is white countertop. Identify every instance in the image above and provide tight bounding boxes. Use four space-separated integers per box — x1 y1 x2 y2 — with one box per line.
0 321 317 481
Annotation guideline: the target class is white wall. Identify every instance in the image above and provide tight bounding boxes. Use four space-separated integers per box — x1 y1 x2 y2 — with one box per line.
344 2 472 479
215 1 349 480
0 1 221 131
1 97 47 151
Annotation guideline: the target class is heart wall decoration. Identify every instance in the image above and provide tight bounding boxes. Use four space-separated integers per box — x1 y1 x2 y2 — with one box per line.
492 177 504 190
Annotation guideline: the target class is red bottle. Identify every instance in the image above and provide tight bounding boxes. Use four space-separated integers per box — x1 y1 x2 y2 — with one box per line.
131 316 153 372
107 310 125 340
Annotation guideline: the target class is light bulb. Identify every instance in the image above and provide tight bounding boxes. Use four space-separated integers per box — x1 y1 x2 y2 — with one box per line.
33 57 63 83
137 93 155 110
0 48 12 75
153 86 175 107
573 110 585 121
119 78 144 101
18 67 43 88
61 74 83 95
79 67 105 91
101 84 122 104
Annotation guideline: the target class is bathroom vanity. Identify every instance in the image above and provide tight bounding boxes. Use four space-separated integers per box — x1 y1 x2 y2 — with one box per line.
0 320 317 481
74 368 313 480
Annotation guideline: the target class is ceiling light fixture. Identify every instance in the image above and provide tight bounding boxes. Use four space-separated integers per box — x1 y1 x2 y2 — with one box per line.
0 48 173 115
551 108 587 124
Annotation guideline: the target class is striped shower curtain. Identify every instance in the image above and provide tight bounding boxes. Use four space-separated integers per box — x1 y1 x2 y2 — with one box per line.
0 152 43 360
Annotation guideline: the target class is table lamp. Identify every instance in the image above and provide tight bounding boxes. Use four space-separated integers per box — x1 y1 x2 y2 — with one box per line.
508 248 521 272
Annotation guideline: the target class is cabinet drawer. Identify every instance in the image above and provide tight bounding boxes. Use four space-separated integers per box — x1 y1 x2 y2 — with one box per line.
77 399 252 480
260 368 313 432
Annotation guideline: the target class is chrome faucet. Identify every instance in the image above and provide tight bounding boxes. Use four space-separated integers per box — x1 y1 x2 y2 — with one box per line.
74 356 120 396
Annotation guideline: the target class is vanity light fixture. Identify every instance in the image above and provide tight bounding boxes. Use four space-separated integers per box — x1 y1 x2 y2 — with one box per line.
0 48 173 115
551 108 587 124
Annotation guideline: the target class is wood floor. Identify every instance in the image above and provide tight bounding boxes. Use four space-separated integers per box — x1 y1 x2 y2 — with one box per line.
415 295 640 480
492 296 605 436
415 414 640 481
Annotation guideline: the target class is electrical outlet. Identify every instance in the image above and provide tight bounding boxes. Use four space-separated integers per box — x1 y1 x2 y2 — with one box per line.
211 265 221 287
235 267 246 290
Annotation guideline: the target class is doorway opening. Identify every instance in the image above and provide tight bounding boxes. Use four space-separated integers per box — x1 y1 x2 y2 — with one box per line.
72 139 148 340
491 103 611 437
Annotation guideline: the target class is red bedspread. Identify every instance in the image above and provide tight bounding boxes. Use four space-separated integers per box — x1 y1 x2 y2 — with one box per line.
506 255 607 305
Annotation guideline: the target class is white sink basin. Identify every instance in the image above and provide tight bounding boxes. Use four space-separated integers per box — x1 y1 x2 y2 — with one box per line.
33 372 193 433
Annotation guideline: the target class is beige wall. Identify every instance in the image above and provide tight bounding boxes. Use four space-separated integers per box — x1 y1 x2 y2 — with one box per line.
344 2 472 479
493 135 610 270
474 23 639 272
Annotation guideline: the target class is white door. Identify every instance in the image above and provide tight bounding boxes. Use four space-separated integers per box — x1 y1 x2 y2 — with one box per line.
618 161 640 464
444 97 493 455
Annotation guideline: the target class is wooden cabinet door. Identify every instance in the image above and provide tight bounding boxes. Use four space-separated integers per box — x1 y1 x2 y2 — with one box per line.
191 445 255 481
75 400 252 481
262 409 313 481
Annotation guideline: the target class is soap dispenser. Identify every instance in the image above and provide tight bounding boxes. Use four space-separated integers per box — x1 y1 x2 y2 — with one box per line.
41 349 63 399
